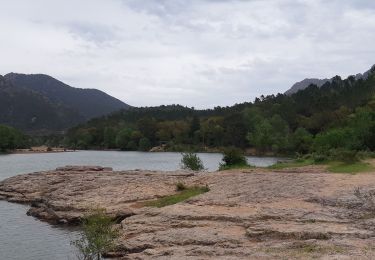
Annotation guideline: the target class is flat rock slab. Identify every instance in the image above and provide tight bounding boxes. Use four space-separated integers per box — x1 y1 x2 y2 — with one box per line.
2 165 375 259
0 166 200 224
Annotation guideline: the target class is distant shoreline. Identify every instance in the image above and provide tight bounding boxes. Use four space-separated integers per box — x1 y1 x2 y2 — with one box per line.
5 148 285 159
12 148 76 155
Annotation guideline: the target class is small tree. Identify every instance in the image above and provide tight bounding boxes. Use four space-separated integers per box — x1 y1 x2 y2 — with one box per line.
219 148 249 170
219 147 254 171
180 152 205 171
72 209 119 260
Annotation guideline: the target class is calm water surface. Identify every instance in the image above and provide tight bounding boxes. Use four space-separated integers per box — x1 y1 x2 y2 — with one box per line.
0 151 279 259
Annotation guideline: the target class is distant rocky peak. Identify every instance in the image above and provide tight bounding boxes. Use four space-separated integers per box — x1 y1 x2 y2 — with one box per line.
285 64 375 95
285 78 330 95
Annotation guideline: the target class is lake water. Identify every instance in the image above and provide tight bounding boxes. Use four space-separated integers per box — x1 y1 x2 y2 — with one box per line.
0 151 279 259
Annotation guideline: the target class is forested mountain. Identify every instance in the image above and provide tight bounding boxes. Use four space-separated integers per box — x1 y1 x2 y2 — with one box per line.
65 65 375 156
285 65 374 95
0 73 130 134
0 75 83 134
4 73 130 120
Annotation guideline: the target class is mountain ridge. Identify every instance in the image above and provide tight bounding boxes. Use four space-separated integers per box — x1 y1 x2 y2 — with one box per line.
0 73 130 134
4 73 130 120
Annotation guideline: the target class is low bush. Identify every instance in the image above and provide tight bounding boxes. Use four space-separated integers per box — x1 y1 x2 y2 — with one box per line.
71 208 119 260
219 148 250 170
329 149 360 164
356 150 375 159
311 149 362 164
175 182 187 191
180 152 205 171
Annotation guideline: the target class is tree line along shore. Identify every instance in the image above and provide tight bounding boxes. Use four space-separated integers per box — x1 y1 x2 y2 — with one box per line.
1 67 375 166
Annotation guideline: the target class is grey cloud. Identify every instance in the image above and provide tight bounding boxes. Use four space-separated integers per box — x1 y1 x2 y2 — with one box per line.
340 0 375 9
65 22 119 45
124 0 190 16
0 0 374 108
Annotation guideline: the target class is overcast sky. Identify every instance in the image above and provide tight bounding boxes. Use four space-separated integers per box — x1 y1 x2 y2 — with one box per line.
0 0 374 108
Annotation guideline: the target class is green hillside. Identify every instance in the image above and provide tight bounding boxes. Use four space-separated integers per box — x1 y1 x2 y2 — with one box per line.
65 66 375 156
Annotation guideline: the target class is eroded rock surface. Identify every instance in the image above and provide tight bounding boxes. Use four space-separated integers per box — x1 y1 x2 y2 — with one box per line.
1 165 375 259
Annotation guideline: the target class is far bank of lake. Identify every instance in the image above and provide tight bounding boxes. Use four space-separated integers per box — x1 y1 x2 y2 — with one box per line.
0 150 279 179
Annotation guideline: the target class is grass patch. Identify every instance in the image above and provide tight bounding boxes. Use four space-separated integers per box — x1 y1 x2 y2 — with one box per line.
143 185 209 208
327 161 374 174
268 159 314 170
269 158 374 174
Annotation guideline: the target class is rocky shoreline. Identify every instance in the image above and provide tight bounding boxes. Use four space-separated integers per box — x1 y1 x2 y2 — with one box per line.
1 165 375 259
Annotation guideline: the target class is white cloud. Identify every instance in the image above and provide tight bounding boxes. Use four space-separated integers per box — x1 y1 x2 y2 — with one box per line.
0 0 374 108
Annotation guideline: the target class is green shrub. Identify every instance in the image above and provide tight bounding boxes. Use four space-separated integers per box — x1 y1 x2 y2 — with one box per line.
329 149 360 163
175 182 187 191
220 148 247 166
180 152 205 171
357 150 375 159
72 208 119 260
